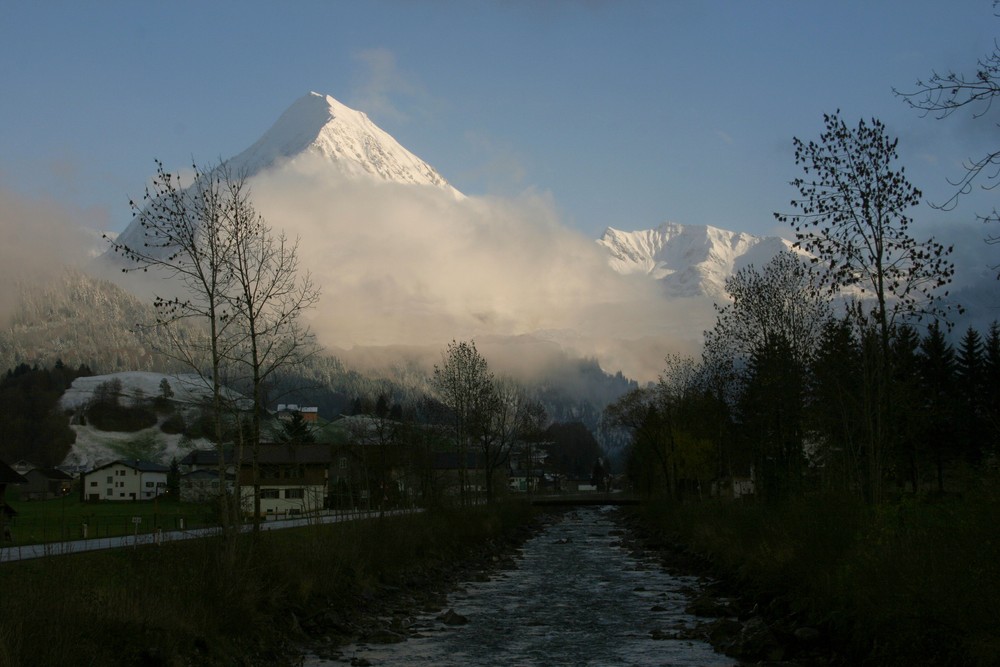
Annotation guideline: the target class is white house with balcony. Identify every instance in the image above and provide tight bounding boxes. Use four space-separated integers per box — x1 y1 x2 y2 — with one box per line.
82 459 169 501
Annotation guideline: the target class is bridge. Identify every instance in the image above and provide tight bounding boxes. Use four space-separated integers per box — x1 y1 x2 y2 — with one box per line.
528 493 639 507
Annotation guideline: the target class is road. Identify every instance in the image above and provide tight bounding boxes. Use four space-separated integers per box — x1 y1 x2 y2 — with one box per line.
0 508 419 563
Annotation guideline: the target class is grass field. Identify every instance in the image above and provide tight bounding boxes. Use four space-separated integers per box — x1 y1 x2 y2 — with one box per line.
4 492 217 545
0 501 538 666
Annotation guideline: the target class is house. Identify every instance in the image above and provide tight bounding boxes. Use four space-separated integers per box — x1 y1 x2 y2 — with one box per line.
179 447 237 475
240 444 331 516
275 404 319 423
82 459 169 501
21 467 73 500
0 460 28 541
180 468 235 503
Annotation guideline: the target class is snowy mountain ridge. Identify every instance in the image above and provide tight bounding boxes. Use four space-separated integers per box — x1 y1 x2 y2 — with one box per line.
598 222 795 299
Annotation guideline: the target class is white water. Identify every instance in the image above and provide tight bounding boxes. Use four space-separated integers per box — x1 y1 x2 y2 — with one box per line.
304 506 735 666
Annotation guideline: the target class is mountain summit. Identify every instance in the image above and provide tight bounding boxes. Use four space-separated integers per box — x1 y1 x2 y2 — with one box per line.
227 92 462 196
107 92 462 260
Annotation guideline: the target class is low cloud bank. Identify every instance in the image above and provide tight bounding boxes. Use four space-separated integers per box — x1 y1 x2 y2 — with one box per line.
251 156 712 381
0 186 104 320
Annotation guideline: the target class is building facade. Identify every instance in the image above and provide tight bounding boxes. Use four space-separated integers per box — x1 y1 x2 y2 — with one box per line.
82 460 168 501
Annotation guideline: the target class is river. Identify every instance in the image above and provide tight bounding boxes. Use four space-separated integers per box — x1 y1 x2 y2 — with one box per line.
303 506 735 666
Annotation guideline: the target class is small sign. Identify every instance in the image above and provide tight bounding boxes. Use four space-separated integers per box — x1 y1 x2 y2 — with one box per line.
131 516 142 524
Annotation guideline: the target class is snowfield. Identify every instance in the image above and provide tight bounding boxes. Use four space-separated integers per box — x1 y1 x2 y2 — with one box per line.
58 371 242 470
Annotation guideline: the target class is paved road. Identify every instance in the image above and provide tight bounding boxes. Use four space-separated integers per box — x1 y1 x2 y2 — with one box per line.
0 508 419 563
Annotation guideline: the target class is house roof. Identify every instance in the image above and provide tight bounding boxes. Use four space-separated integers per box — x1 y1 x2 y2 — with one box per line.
179 447 235 466
252 444 333 465
89 459 170 474
0 460 28 485
24 467 73 481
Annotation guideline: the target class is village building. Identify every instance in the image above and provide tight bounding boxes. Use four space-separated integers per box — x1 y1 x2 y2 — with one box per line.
240 444 330 517
81 459 169 501
21 467 73 500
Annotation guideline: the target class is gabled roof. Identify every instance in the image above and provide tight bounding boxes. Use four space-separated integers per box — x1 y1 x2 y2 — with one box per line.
89 459 170 474
0 460 28 485
24 467 73 481
251 444 333 465
179 447 235 466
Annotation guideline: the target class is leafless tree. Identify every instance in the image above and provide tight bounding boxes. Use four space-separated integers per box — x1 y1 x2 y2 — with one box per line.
775 112 956 502
431 340 493 506
221 177 319 529
894 9 1000 235
105 160 244 530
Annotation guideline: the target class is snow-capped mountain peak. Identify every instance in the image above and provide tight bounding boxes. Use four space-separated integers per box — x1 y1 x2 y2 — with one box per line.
597 222 794 298
228 92 462 197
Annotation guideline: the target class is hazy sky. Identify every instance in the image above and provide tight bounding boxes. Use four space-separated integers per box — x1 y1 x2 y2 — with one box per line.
2 0 999 242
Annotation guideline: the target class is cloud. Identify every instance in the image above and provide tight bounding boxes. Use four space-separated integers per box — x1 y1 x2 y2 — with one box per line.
349 48 434 126
0 187 103 319
248 154 710 381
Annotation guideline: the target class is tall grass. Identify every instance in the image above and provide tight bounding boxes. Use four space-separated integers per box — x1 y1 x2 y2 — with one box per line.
637 478 1000 665
0 501 537 666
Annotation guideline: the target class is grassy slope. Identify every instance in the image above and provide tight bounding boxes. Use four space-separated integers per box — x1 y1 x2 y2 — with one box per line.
0 501 538 667
634 480 1000 666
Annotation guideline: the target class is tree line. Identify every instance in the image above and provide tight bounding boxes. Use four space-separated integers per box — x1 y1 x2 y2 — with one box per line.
606 107 996 504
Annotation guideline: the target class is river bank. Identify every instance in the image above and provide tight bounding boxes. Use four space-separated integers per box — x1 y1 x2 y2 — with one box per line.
0 503 544 666
624 489 1000 667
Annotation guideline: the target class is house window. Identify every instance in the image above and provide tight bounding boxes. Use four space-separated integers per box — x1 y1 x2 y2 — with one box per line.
90 481 97 487
260 489 280 499
339 457 348 469
145 481 154 488
285 488 304 499
106 476 113 483
106 488 112 496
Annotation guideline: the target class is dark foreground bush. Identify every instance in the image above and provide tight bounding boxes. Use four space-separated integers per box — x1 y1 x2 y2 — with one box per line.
0 502 537 666
636 479 1000 666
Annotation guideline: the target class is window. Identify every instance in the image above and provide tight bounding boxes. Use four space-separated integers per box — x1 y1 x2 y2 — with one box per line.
339 457 348 469
106 476 113 484
285 488 304 499
260 489 280 499
106 488 112 496
90 481 97 487
145 481 154 488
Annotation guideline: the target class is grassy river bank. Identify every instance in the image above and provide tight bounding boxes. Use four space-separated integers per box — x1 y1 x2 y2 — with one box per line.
628 480 1000 666
0 502 541 667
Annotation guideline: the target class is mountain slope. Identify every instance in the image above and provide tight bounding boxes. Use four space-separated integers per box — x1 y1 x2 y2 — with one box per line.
597 222 794 298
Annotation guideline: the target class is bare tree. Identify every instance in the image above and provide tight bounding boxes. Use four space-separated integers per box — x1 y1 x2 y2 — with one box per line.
479 376 539 503
775 112 956 502
105 160 243 530
704 250 831 368
894 12 1000 234
431 340 493 506
221 175 319 529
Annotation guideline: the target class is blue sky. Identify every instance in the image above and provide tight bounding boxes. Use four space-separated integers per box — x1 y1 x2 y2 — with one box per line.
2 0 999 242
